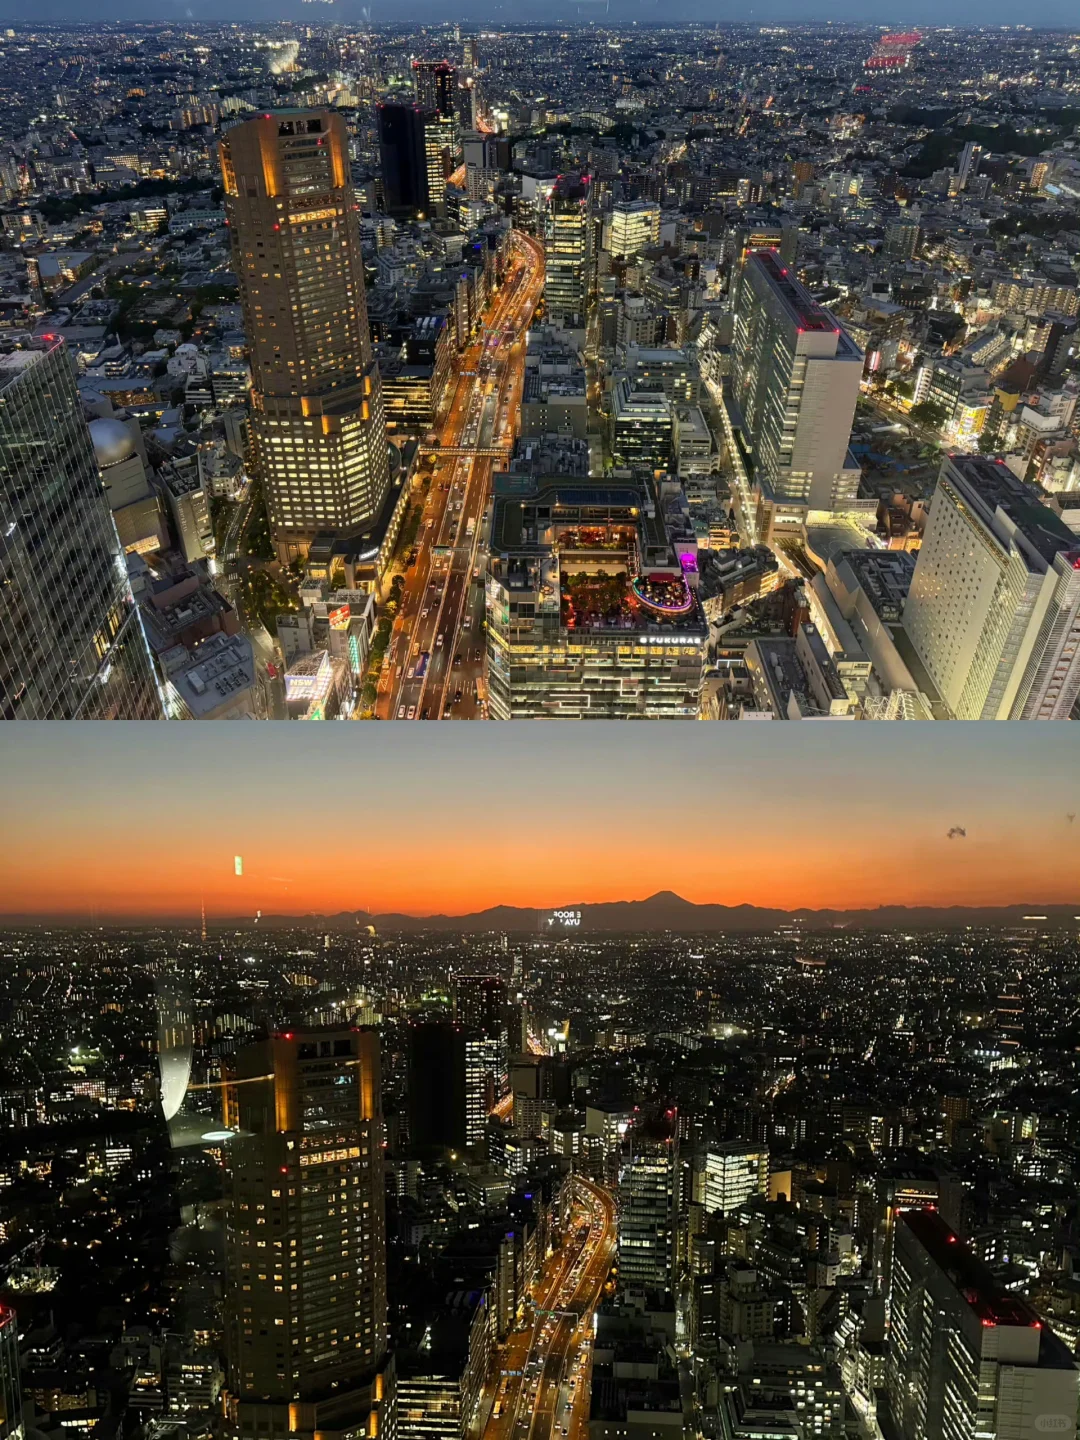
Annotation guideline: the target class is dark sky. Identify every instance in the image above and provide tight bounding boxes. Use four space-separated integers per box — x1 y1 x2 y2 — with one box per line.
3 0 1077 26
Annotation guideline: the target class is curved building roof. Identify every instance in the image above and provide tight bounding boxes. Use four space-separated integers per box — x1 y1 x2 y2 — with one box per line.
89 416 137 468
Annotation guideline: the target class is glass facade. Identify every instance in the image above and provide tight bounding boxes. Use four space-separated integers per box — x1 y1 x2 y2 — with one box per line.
0 342 162 720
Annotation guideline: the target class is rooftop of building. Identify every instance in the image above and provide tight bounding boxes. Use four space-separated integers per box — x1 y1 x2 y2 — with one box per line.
942 454 1080 567
746 248 839 334
170 632 254 718
837 548 915 619
899 1208 1072 1358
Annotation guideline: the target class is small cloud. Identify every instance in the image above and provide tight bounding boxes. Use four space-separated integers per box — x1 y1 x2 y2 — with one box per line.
946 826 967 841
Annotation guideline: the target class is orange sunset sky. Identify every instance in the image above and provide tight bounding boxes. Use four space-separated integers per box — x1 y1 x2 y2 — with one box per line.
0 725 1077 920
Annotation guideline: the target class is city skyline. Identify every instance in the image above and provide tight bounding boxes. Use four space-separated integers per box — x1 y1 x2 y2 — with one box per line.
2 725 1077 920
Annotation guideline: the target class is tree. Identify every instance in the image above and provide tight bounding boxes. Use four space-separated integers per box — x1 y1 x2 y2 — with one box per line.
910 401 949 432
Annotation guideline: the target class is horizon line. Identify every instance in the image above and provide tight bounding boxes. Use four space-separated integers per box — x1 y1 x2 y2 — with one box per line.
2 891 1079 928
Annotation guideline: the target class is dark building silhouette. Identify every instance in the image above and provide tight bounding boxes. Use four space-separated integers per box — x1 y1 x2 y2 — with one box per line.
408 1021 466 1155
378 103 429 217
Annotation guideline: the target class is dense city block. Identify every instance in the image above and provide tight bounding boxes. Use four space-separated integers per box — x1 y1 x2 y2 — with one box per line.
1 23 1079 717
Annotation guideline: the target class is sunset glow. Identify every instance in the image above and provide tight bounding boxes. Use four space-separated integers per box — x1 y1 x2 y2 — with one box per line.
1 725 1077 922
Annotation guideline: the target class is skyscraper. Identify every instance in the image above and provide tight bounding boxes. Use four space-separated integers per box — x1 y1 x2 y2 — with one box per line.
543 176 592 327
454 978 507 1147
454 976 507 1036
407 1020 466 1156
886 1208 1078 1440
222 1027 391 1440
903 454 1080 719
617 1113 676 1291
220 110 390 562
0 341 162 719
422 113 456 219
377 104 431 218
730 248 862 522
412 60 457 120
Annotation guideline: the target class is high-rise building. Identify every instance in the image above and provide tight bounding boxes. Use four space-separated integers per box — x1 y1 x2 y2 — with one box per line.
696 1144 769 1218
0 1304 23 1440
464 1034 503 1146
956 140 983 189
903 454 1080 719
886 1208 1078 1440
618 1113 676 1292
607 200 660 260
220 110 390 561
610 378 675 473
454 976 507 1037
0 342 162 719
221 1027 391 1440
454 977 507 1146
422 113 456 219
412 60 457 120
731 248 862 519
377 103 429 217
543 175 592 327
407 1021 466 1155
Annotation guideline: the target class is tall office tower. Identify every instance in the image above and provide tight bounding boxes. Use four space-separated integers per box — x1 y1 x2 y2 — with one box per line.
422 114 456 219
0 1304 23 1440
462 37 479 70
607 199 660 260
886 1209 1078 1440
696 1144 769 1218
956 140 983 189
543 175 592 327
412 60 457 120
731 248 862 517
220 111 390 562
456 75 479 132
617 1113 676 1292
407 1021 466 1155
903 454 1080 719
221 1028 391 1440
464 1033 503 1146
454 976 507 1036
377 104 429 217
0 341 162 719
455 977 507 1146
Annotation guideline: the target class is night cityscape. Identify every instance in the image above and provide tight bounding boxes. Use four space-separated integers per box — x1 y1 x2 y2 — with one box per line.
0 20 1079 717
0 725 1078 1440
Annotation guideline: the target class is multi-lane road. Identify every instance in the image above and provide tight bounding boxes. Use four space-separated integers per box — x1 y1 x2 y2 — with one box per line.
482 1178 616 1440
376 230 544 720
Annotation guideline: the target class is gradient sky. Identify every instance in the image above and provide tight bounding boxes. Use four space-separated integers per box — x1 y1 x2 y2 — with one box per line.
4 4 1078 24
0 725 1077 920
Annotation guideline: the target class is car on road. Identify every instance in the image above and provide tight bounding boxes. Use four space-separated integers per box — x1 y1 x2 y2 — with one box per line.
407 706 416 720
397 705 406 719
436 633 444 647
463 617 471 630
454 687 463 703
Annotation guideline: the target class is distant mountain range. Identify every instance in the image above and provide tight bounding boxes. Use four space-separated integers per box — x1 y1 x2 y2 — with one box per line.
5 892 1076 932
